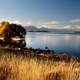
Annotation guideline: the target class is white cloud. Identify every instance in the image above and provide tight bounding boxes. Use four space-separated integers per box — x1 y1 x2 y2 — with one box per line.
40 21 60 28
41 25 47 28
9 20 32 27
10 20 21 25
41 21 59 25
75 26 80 28
39 19 80 30
25 22 32 26
71 19 80 23
63 25 72 29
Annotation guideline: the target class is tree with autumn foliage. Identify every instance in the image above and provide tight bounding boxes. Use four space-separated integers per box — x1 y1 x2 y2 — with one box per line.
0 21 26 47
0 21 26 38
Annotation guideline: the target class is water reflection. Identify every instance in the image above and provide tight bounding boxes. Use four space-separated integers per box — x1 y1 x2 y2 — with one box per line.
26 32 80 57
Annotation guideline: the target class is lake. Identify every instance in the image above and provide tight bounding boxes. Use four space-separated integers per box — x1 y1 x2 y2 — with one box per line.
25 32 80 57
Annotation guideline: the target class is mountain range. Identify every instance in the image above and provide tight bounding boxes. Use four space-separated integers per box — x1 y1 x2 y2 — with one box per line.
25 25 80 33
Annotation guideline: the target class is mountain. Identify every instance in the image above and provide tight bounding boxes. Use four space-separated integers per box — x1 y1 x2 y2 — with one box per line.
25 25 80 33
25 26 38 31
25 26 49 32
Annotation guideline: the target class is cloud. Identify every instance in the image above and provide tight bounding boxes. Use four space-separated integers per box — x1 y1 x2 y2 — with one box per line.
39 19 80 30
25 22 32 26
42 21 59 25
40 21 60 28
76 26 80 28
63 25 72 29
41 21 59 26
10 20 21 24
71 19 80 23
9 20 32 27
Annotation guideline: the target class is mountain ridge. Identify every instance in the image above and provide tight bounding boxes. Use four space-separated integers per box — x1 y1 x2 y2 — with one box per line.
25 25 80 33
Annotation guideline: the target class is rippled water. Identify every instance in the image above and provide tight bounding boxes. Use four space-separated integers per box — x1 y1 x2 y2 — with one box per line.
25 32 80 57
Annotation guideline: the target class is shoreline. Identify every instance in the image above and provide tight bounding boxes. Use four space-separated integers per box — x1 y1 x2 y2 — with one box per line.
0 47 79 62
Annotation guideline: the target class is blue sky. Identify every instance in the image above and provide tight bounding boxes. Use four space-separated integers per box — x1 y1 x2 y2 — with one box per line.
0 0 80 28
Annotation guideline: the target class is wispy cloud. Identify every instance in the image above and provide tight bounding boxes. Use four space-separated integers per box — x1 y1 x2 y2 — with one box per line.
39 19 80 29
63 25 72 29
9 20 32 26
40 21 60 28
41 21 59 25
71 19 80 23
10 20 21 24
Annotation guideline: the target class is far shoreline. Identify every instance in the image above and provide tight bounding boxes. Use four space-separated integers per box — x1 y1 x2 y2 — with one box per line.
26 31 80 34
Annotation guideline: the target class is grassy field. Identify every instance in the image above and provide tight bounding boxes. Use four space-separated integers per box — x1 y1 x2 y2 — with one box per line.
0 53 80 80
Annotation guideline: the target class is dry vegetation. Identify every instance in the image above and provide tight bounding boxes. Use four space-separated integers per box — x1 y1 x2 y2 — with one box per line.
0 53 80 80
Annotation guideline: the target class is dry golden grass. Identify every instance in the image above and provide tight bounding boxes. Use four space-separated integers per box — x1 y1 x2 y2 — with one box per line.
0 54 80 80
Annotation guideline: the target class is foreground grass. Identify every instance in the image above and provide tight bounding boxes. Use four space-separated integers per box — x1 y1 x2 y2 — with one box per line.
0 54 80 80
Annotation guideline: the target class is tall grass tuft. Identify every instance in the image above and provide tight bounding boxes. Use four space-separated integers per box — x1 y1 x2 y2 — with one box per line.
0 54 80 80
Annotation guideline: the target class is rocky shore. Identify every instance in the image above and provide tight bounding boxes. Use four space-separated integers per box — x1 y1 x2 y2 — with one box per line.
0 47 79 62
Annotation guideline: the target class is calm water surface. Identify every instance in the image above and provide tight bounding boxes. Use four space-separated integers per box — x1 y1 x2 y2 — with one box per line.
25 32 80 57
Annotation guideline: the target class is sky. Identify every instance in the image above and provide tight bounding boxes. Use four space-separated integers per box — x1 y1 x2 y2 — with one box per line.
0 0 80 28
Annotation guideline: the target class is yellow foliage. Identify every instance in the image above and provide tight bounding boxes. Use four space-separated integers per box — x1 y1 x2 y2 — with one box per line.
0 21 9 35
0 53 80 80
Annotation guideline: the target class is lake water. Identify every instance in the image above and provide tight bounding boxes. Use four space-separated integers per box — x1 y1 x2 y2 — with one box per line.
25 32 80 57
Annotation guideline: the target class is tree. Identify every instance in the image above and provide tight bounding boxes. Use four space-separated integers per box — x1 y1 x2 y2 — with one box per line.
0 21 26 38
0 21 26 48
0 21 10 35
9 23 26 38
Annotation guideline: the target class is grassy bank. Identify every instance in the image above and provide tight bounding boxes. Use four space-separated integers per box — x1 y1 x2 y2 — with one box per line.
0 53 80 80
